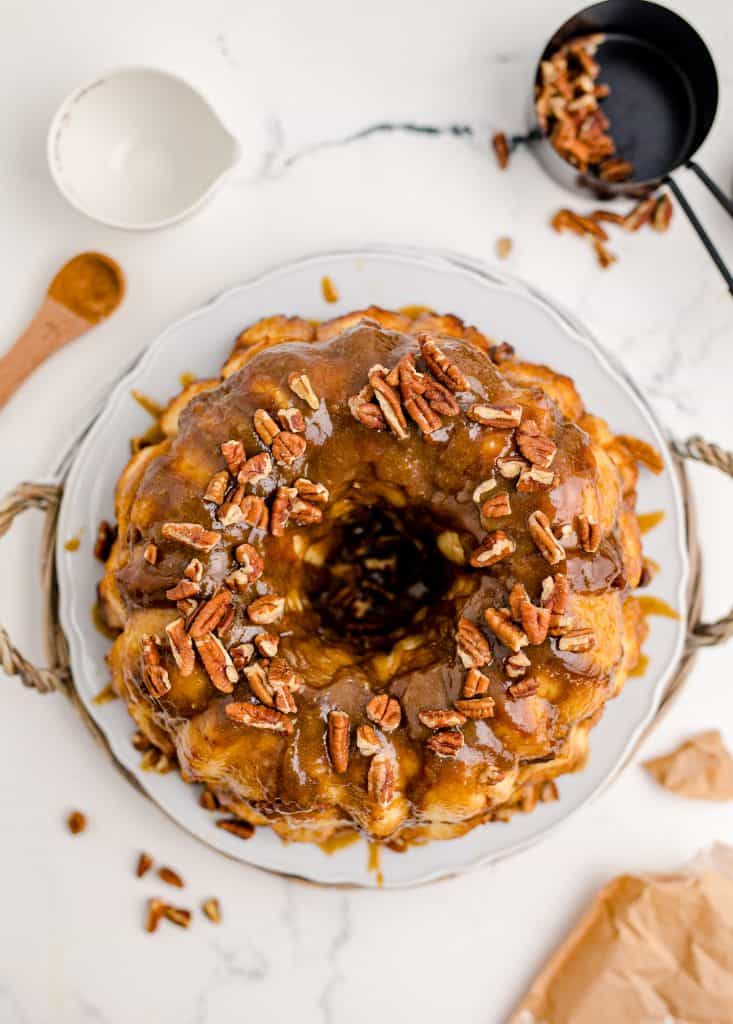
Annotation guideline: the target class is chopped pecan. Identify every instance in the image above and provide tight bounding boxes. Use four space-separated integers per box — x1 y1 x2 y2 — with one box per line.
253 409 280 446
161 522 219 552
472 478 496 503
468 402 522 429
349 385 386 430
366 694 402 732
419 708 467 729
426 730 464 757
327 710 350 772
624 197 656 232
146 898 165 933
368 751 396 806
270 486 296 537
517 465 556 491
202 898 221 923
67 810 86 835
184 558 203 582
481 492 511 519
165 617 195 676
294 478 329 506
557 627 596 652
216 817 255 839
230 643 254 670
217 495 245 526
508 582 531 621
508 676 539 698
233 542 264 582
470 530 516 568
136 852 153 877
454 695 495 719
289 497 323 526
288 371 320 410
423 377 460 416
254 632 279 658
576 512 601 553
491 131 510 169
94 519 116 561
204 470 229 505
495 455 527 479
418 333 469 391
356 723 381 757
141 634 171 697
240 495 269 530
651 193 673 232
483 607 528 652
456 617 492 669
189 589 232 640
195 633 238 693
158 866 184 889
272 431 307 467
369 365 408 440
225 701 293 733
277 407 306 433
504 650 531 679
143 542 159 565
166 578 200 601
220 440 245 476
268 656 304 693
462 667 491 698
248 594 285 625
517 422 556 468
552 208 608 240
238 452 273 485
528 510 565 565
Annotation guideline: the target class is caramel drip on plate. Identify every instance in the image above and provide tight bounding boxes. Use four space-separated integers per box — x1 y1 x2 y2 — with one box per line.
638 596 679 620
637 510 665 535
367 842 384 886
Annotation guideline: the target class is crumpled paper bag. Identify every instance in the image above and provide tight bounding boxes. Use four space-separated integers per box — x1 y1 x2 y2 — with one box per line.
643 730 733 800
509 844 733 1024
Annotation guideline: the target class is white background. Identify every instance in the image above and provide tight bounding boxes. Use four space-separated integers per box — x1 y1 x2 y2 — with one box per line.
1 1 733 1021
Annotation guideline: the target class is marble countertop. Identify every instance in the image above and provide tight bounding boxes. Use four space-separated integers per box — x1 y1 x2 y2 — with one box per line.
2 1 733 1021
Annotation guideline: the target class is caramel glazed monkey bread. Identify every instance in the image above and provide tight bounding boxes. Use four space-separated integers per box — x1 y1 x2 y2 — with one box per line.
98 305 661 846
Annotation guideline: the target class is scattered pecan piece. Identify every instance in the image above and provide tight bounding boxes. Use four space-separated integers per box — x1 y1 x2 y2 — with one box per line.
272 431 307 466
419 708 467 729
456 617 492 669
517 465 556 491
472 478 496 503
508 676 539 698
327 710 350 772
368 365 408 440
496 236 513 260
454 695 495 719
552 209 608 240
230 643 254 670
93 519 116 561
253 409 280 446
277 407 306 433
136 852 153 877
199 789 219 811
593 238 617 269
161 522 219 552
481 492 511 519
356 724 381 757
189 590 232 640
204 470 229 505
624 196 656 232
470 530 516 568
194 633 238 693
651 193 673 232
238 452 273 485
216 817 255 839
143 542 159 565
492 131 510 170
557 627 596 652
158 866 184 888
517 421 556 468
146 898 165 933
576 512 601 553
427 730 464 757
248 594 285 625
368 751 396 806
225 701 293 733
366 694 402 732
254 632 279 658
165 617 195 676
528 510 565 565
164 906 192 929
184 558 203 582
220 439 245 476
504 650 531 679
462 667 491 698
202 898 221 924
67 810 86 835
288 371 320 410
418 333 469 391
141 634 171 696
240 495 269 530
468 402 522 429
484 607 528 652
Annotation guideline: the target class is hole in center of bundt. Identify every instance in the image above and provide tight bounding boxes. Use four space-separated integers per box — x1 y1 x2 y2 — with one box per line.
305 504 459 651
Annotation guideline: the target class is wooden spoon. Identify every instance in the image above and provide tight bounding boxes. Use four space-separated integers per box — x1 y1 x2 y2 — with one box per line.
0 252 125 409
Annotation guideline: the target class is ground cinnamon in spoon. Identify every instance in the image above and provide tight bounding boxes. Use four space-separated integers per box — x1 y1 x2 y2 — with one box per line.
48 252 124 323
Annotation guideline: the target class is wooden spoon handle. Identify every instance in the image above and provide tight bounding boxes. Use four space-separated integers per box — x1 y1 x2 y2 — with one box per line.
0 296 90 409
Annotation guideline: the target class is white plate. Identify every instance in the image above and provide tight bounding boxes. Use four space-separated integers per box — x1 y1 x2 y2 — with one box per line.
56 248 688 888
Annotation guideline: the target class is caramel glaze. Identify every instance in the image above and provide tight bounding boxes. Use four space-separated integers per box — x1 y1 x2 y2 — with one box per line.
106 320 646 843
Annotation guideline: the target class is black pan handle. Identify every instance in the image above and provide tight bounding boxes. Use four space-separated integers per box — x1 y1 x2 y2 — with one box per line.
686 162 733 218
664 175 733 296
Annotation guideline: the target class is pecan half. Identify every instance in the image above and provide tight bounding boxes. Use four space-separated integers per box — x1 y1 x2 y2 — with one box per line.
472 478 496 503
158 866 184 889
143 542 159 565
234 542 265 582
504 650 531 679
243 662 274 705
468 402 522 429
418 333 469 391
404 392 442 434
454 695 495 719
519 601 551 645
165 617 195 676
481 492 511 519
161 522 219 552
289 497 323 526
484 607 528 652
366 694 402 732
557 627 596 652
204 470 229 505
230 643 254 670
268 657 304 693
528 510 565 565
509 582 531 621
368 751 396 806
327 710 350 772
288 371 320 410
195 633 238 693
240 495 269 530
238 452 273 485
456 617 492 669
517 465 556 491
294 478 330 505
277 407 306 433
254 632 279 658
253 409 280 446
426 730 464 757
470 530 516 568
576 513 601 553
369 366 408 440
216 818 255 839
495 455 527 479
419 708 467 729
217 499 245 526
141 634 171 696
166 578 200 602
462 667 491 699
189 589 233 640
184 558 204 582
508 676 539 698
517 422 556 468
146 898 165 933
220 440 245 476
248 594 285 625
272 431 307 467
349 385 387 430
423 378 460 416
356 723 381 757
136 852 153 877
225 701 294 733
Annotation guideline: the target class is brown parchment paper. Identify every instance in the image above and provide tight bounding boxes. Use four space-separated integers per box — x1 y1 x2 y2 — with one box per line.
644 731 733 801
509 845 733 1024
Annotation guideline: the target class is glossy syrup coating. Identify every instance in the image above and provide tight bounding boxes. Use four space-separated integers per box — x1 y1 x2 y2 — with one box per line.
100 308 648 844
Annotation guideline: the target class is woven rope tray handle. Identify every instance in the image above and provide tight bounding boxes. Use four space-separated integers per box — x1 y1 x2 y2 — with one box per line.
0 482 70 694
672 435 733 648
